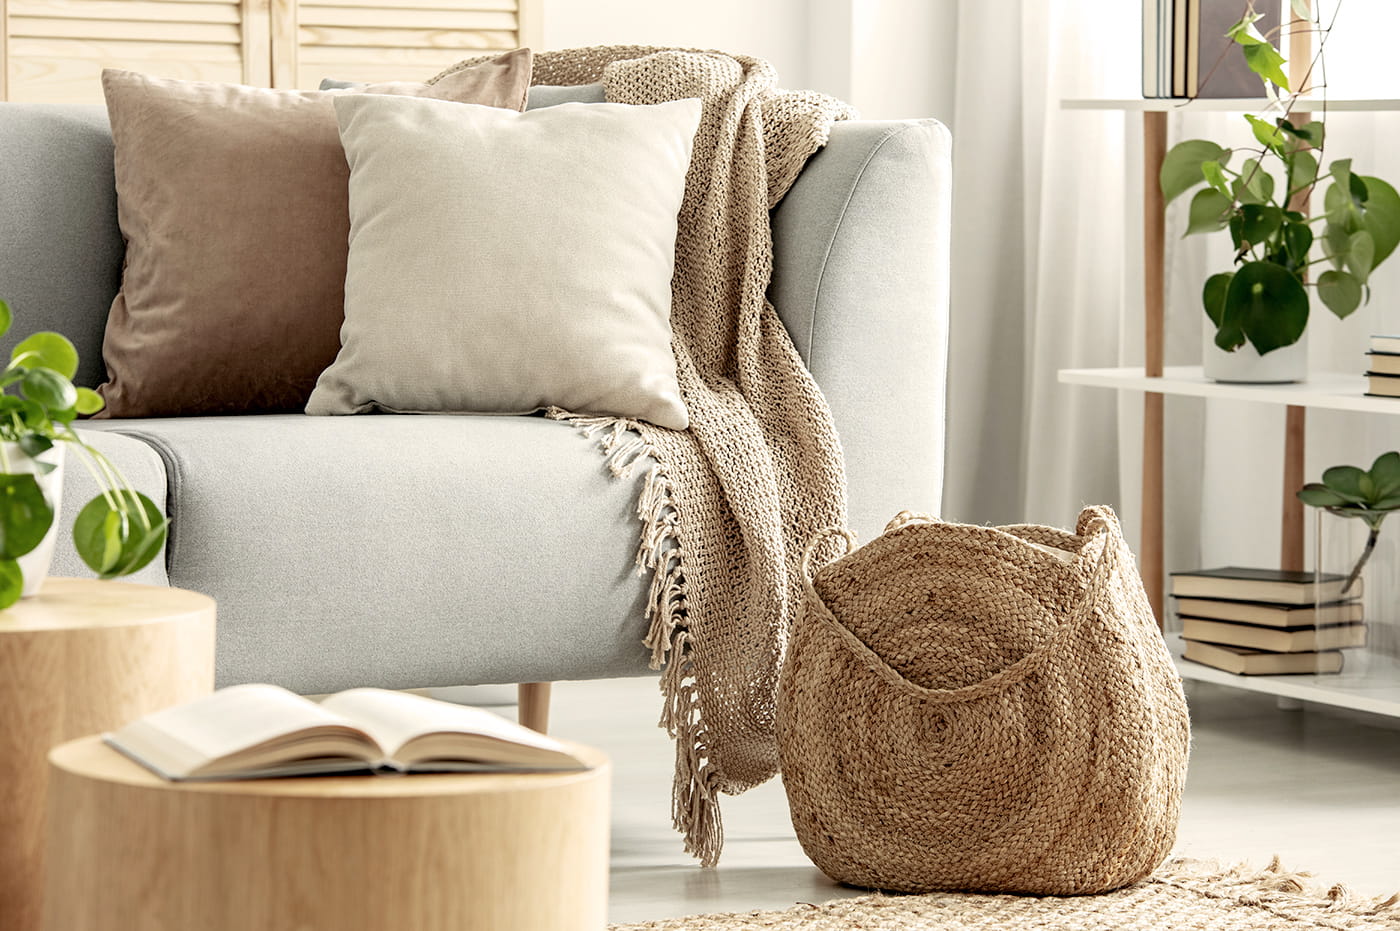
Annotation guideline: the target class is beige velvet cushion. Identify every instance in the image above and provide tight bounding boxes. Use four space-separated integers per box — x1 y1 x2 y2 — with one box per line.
305 94 700 430
96 49 532 417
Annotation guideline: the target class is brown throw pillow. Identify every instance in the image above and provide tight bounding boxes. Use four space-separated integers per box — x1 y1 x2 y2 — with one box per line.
95 49 532 417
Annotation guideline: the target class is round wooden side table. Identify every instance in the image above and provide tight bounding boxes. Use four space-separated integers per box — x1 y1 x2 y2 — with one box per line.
0 578 216 931
44 736 612 931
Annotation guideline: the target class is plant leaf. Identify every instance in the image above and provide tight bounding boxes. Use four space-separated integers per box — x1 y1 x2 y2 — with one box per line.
1287 149 1318 197
1298 484 1350 508
1227 260 1308 354
1282 221 1313 269
1238 204 1283 244
20 368 77 413
1161 140 1229 204
1203 272 1235 328
1234 158 1275 205
74 387 104 417
1348 230 1376 285
0 474 53 559
1370 451 1400 498
73 491 168 579
17 434 52 459
1290 0 1311 19
0 300 10 342
1186 188 1233 236
10 332 78 380
1242 41 1290 90
1201 160 1231 198
1323 465 1369 503
1360 176 1400 267
0 558 21 610
1246 114 1288 154
1317 269 1363 318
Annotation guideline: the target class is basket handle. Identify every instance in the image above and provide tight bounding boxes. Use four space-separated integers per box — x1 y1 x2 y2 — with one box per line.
798 518 1119 706
800 527 859 581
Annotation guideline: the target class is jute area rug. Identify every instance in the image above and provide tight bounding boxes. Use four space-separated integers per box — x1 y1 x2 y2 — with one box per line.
610 858 1400 930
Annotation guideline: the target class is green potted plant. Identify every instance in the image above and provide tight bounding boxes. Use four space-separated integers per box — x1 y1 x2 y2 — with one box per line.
0 298 167 608
1296 450 1400 595
1159 4 1400 382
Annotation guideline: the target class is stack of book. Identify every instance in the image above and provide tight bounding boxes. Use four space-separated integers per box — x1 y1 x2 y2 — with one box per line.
1142 0 1280 98
1365 334 1400 398
1170 567 1367 675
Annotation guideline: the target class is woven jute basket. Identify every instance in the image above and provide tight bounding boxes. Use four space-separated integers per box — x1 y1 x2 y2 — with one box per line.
777 506 1191 895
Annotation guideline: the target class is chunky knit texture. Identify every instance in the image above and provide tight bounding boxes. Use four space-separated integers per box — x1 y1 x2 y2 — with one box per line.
778 506 1192 894
431 47 853 865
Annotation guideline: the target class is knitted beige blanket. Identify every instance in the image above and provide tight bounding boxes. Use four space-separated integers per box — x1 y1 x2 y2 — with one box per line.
432 47 853 866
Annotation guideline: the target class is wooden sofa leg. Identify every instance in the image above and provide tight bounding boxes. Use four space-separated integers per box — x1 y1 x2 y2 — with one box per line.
518 682 552 733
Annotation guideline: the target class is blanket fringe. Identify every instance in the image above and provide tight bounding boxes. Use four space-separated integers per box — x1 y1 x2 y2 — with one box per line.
548 408 724 867
1153 855 1400 924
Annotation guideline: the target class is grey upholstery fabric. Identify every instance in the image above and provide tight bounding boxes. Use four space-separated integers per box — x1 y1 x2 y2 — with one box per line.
48 428 171 587
90 414 653 693
770 119 951 541
0 105 120 389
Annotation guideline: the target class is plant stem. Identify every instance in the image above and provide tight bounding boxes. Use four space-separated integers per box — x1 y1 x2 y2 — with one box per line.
1342 525 1378 596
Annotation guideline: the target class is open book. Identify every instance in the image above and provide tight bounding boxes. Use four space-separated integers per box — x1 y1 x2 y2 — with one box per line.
104 684 589 781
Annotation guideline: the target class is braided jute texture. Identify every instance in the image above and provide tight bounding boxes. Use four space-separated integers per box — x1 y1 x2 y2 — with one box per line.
608 858 1400 930
431 48 854 866
777 506 1191 895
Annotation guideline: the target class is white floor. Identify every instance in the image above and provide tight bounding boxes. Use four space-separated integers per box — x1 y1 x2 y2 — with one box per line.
494 676 1400 925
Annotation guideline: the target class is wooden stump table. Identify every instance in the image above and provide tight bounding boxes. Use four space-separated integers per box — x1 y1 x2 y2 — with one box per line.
45 736 612 931
0 578 216 931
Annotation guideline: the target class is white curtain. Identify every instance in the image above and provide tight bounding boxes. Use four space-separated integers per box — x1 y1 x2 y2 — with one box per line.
942 0 1400 582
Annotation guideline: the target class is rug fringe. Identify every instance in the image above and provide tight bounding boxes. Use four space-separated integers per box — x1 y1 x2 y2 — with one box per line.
548 408 724 868
1154 855 1400 923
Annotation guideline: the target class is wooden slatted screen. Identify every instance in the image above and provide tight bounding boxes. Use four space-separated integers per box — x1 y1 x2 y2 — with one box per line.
1 0 537 101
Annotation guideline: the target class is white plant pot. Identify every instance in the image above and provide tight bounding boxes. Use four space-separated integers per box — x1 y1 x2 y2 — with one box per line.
1203 319 1308 384
2 442 66 598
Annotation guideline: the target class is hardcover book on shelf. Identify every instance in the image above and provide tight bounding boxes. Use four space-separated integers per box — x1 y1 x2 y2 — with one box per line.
1183 639 1344 675
1365 352 1400 377
1188 0 1280 98
1370 335 1400 354
105 684 590 781
1169 566 1359 604
1173 596 1364 627
1366 373 1400 398
1180 617 1368 653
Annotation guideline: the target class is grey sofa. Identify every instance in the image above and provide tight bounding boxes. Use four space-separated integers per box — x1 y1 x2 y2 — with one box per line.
0 89 950 710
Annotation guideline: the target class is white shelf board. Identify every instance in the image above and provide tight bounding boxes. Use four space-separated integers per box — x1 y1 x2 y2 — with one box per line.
1169 633 1400 718
1062 97 1400 112
1057 366 1400 415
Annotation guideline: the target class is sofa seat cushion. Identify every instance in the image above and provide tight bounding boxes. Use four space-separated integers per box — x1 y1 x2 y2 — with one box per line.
87 414 653 693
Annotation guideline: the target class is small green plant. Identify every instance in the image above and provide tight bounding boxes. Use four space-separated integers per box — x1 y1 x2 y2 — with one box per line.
1296 451 1400 595
1160 3 1400 356
0 298 167 608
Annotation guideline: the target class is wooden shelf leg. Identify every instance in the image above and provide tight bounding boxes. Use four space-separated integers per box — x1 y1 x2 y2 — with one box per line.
518 682 552 734
1282 405 1306 572
1143 110 1168 627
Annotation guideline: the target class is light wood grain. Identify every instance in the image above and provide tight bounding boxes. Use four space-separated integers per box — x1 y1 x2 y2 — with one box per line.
518 681 551 733
298 23 513 49
0 579 215 931
299 6 513 31
301 0 515 10
45 735 610 930
241 0 271 85
1142 109 1168 626
8 0 239 24
1 0 10 99
515 0 539 51
9 16 240 41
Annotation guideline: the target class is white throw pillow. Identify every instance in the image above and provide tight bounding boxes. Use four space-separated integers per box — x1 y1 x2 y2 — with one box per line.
305 94 701 430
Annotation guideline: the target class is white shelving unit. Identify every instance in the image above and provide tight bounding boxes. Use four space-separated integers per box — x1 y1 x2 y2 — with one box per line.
1059 82 1400 718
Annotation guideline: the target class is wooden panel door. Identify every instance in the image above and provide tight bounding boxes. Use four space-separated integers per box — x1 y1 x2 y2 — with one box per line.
3 0 270 102
276 0 532 89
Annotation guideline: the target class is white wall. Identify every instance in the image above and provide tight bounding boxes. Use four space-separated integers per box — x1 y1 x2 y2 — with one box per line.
537 0 951 122
539 0 813 90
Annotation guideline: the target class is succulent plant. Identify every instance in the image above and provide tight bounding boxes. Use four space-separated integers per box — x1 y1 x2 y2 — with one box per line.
1296 451 1400 594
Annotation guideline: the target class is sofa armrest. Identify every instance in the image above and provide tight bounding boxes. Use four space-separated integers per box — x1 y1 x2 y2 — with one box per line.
769 119 952 540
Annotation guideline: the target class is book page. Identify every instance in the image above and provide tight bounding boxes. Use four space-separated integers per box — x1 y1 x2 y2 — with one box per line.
321 688 572 761
107 683 375 778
